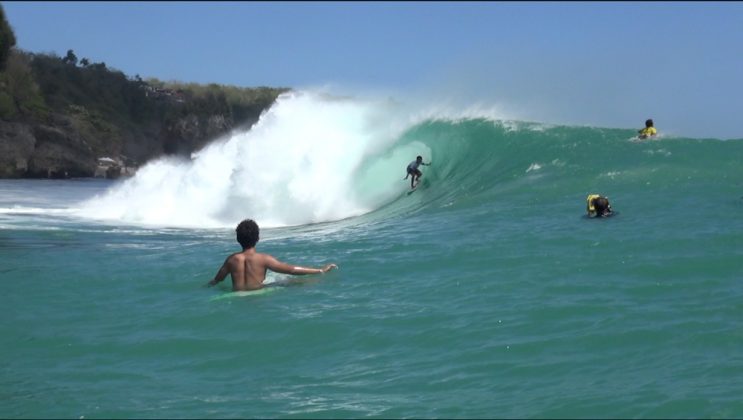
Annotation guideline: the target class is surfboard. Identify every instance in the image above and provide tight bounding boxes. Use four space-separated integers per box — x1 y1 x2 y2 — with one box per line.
406 178 428 195
209 287 279 301
629 134 661 142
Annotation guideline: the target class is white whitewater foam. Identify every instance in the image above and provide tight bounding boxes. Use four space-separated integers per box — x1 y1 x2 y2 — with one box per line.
75 90 516 229
77 92 412 228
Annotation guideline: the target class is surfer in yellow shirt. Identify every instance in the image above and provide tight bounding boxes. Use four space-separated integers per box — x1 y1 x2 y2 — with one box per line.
205 219 337 291
638 119 657 139
586 194 613 218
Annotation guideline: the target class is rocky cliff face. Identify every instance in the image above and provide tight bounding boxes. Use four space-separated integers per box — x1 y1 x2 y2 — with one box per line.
0 118 99 178
29 123 97 178
0 27 287 178
0 50 287 179
162 113 235 156
0 121 33 177
0 109 266 179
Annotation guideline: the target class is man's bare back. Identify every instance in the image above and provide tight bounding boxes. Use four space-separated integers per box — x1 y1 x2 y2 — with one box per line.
209 248 337 291
206 219 337 292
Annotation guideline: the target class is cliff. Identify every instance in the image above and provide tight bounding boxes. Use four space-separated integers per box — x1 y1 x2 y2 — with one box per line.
0 49 288 178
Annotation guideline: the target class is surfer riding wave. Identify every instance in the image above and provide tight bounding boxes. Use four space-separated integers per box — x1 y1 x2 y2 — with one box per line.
403 156 431 189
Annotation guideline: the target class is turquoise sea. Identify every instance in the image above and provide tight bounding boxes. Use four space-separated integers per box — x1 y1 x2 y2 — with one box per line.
1 92 743 418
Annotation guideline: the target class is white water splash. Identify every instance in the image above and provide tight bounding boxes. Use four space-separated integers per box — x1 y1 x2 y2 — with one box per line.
74 90 522 228
76 92 418 228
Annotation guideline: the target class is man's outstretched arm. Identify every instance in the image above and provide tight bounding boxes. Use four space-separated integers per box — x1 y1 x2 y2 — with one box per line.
265 255 337 275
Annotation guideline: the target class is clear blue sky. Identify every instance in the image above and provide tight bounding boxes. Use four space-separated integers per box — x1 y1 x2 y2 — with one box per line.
4 1 743 139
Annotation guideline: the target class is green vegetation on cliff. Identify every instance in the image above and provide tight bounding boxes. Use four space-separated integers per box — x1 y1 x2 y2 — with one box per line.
0 7 288 178
0 4 15 70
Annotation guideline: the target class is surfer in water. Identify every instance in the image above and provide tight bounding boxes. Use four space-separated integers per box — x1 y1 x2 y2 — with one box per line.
586 194 614 218
205 219 338 291
638 118 657 139
403 156 431 189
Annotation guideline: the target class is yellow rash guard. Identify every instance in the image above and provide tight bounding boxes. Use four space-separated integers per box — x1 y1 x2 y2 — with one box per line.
586 194 600 215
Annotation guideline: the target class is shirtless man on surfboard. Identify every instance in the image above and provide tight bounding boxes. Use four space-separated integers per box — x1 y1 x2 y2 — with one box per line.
403 156 431 189
205 219 337 291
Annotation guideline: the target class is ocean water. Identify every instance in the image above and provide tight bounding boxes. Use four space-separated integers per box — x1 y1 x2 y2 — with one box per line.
1 92 742 419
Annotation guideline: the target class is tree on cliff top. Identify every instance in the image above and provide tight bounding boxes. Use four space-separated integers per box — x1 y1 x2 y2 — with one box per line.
0 4 17 70
62 49 78 66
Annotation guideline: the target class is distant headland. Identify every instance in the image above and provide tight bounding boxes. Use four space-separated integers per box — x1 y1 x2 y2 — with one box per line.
0 5 288 179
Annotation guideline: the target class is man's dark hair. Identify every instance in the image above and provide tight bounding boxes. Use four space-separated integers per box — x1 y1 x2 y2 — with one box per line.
236 219 259 249
416 155 422 161
645 119 654 128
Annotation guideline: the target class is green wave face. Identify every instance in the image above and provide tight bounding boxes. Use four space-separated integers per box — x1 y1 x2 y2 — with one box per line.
354 118 743 221
73 91 743 229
